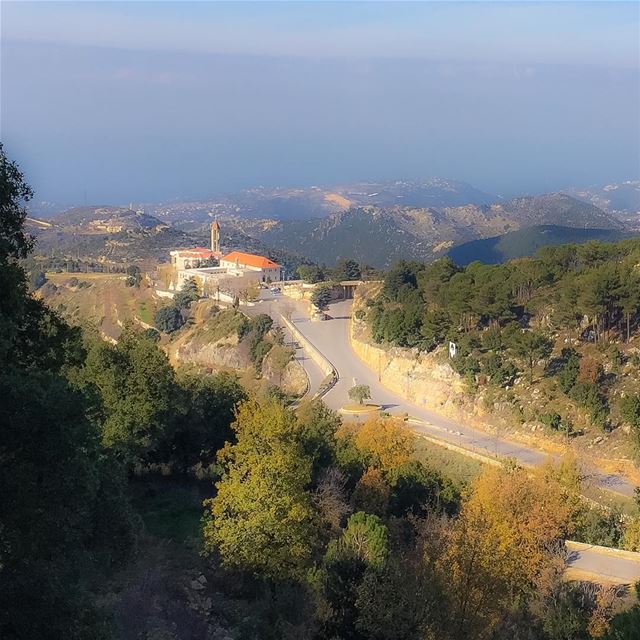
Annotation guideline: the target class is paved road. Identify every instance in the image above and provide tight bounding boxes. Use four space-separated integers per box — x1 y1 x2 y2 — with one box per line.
261 295 635 498
254 291 640 584
565 543 640 584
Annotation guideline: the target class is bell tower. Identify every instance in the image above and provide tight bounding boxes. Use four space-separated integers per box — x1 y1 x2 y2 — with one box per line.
210 219 220 253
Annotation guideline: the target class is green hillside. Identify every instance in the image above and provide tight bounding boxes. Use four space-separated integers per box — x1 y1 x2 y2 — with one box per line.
365 238 640 454
253 194 624 268
448 225 633 265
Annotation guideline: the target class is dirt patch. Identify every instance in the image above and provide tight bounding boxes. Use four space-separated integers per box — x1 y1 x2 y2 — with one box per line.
324 192 352 209
40 273 162 341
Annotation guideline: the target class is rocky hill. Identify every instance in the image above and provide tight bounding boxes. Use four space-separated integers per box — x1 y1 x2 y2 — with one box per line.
27 206 188 263
491 193 624 229
250 193 625 267
52 206 167 232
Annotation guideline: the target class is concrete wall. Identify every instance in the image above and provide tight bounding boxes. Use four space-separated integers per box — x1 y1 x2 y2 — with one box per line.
280 314 336 381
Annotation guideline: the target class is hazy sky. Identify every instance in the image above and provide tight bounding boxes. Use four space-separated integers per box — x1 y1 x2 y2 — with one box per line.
2 1 639 204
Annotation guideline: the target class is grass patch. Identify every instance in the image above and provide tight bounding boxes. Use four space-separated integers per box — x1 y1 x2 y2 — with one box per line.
192 308 248 344
138 300 153 324
130 479 209 542
414 437 485 487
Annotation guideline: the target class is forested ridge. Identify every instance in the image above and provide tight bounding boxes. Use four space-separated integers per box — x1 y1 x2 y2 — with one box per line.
366 241 640 441
2 146 640 639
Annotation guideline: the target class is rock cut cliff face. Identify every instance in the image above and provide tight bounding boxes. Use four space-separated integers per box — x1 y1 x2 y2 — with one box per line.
350 311 469 417
350 285 525 433
173 305 307 397
176 330 251 371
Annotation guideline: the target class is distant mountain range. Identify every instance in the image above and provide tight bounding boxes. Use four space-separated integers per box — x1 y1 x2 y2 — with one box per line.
563 181 640 216
146 178 497 224
246 193 626 267
30 178 637 268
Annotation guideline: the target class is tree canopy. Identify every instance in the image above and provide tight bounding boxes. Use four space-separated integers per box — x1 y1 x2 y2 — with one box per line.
0 144 137 639
203 398 316 580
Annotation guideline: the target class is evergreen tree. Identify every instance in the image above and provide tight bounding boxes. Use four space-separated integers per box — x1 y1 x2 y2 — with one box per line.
0 144 136 639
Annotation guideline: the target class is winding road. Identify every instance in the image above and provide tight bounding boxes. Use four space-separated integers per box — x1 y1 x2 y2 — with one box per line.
252 291 640 585
261 294 635 497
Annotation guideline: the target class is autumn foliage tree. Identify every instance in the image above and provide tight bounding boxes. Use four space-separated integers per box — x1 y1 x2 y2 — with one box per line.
351 467 391 517
203 398 315 580
346 416 415 472
440 464 574 639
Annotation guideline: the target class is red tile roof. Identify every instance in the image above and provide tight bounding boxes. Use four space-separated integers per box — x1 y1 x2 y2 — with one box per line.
221 251 279 269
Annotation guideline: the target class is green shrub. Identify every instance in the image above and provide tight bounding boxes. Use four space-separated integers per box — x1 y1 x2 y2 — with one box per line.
154 306 185 333
620 394 640 431
570 382 609 430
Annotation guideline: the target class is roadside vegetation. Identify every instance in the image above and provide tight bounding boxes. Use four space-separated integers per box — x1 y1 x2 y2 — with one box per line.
362 248 640 456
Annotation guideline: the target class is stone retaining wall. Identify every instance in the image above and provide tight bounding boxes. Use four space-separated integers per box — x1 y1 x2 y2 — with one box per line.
349 318 472 420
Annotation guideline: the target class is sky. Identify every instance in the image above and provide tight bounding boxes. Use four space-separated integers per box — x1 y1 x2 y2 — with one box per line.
1 1 639 205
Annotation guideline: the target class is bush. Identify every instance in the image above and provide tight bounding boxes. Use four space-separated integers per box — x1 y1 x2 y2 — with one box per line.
620 394 640 431
154 306 185 333
556 348 580 393
251 339 273 370
577 355 603 385
483 354 517 387
574 506 625 548
540 412 573 435
125 265 142 287
143 328 161 343
570 382 609 430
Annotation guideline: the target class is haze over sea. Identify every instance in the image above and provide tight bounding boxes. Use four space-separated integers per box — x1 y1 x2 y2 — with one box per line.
2 1 639 203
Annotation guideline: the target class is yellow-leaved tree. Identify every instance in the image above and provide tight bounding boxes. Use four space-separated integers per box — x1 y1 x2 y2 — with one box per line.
203 398 315 580
339 415 415 473
440 463 574 640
